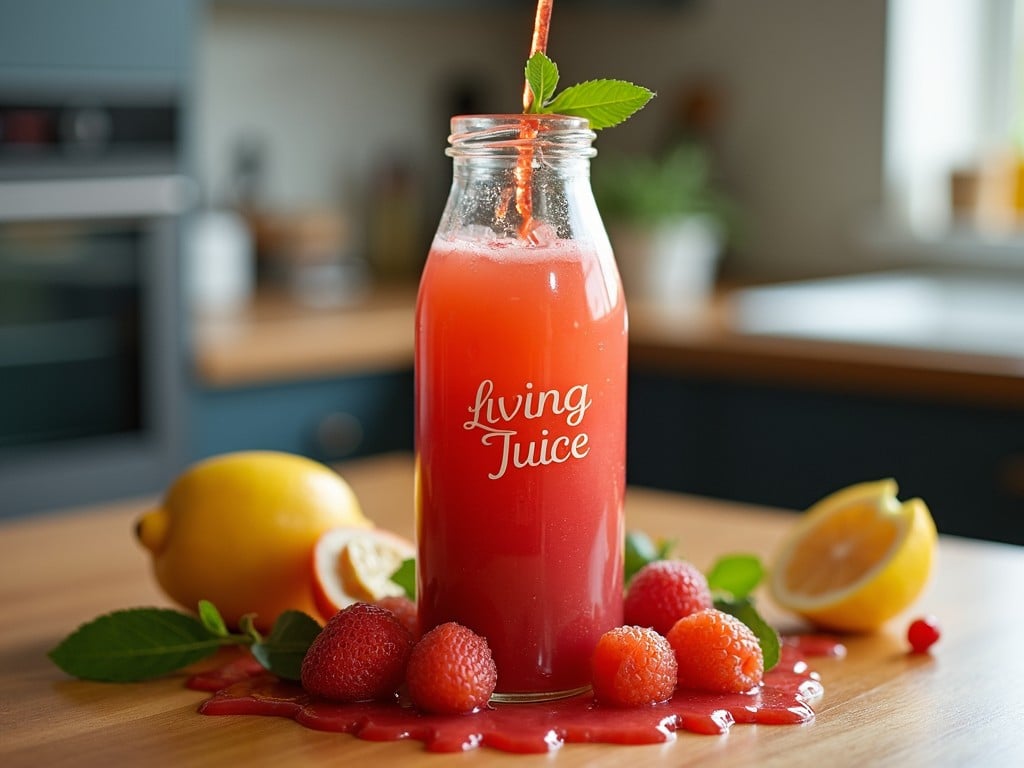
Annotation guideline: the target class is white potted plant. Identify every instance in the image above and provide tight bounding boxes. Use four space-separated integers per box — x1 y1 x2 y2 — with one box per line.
594 143 738 306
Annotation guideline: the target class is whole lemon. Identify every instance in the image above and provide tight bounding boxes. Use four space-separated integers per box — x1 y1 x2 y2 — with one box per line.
136 451 371 630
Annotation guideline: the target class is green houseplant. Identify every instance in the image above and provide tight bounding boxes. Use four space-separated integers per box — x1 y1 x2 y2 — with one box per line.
593 142 738 305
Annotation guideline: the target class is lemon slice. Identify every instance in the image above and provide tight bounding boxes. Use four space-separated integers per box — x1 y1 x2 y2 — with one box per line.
769 479 937 632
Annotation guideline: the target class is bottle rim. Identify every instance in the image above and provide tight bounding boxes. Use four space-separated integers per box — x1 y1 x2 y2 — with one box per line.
447 114 597 159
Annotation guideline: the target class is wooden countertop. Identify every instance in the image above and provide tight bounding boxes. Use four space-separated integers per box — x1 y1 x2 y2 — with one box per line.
2 453 1022 766
192 286 416 388
192 283 1024 407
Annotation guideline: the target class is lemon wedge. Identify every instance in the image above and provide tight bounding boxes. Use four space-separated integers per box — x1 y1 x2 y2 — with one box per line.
769 479 937 632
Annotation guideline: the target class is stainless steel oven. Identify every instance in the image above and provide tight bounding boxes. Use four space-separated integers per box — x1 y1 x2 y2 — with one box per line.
0 99 192 517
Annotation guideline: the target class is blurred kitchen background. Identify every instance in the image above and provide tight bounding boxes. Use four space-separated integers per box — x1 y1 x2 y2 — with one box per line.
1 0 1023 546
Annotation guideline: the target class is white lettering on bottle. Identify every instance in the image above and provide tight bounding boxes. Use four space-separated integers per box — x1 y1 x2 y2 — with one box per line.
463 379 593 480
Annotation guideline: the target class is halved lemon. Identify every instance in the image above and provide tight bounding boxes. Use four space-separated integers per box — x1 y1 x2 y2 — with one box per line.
769 479 937 633
311 526 415 619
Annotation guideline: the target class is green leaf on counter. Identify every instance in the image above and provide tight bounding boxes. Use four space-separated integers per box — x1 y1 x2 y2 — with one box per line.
706 554 765 600
238 613 262 644
391 558 416 601
48 608 226 682
714 596 781 672
198 599 229 637
250 610 322 681
624 530 675 583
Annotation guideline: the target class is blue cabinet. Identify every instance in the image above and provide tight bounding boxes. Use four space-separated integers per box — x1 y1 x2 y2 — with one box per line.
190 370 413 463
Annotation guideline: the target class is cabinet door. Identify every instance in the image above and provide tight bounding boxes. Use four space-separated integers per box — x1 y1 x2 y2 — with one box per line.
190 371 413 463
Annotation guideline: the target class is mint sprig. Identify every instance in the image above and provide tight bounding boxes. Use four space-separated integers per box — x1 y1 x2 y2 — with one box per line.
706 554 766 600
49 602 322 683
707 553 780 671
524 52 654 130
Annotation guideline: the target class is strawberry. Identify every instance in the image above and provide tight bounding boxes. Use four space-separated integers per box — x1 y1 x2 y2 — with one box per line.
667 608 764 694
591 625 678 707
624 560 713 635
406 622 497 715
300 602 413 702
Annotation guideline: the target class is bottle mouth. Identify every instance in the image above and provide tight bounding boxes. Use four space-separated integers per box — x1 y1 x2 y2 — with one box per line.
448 114 597 158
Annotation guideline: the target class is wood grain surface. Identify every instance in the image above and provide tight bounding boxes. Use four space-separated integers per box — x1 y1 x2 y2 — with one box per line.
2 454 1022 767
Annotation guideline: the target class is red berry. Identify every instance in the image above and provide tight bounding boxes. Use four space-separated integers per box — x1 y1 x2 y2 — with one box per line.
907 616 941 654
624 560 713 635
406 622 497 715
300 602 413 702
666 609 764 694
374 595 419 639
591 625 678 707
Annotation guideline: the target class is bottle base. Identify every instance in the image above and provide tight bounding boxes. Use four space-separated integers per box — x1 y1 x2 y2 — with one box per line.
489 684 592 704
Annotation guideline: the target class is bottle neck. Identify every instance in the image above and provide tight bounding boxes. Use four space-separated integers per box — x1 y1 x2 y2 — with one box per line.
447 114 597 163
438 114 604 245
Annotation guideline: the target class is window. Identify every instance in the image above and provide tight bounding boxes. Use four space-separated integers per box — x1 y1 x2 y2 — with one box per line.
884 0 1022 242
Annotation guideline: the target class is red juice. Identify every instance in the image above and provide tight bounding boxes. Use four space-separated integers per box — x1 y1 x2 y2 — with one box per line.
191 638 836 753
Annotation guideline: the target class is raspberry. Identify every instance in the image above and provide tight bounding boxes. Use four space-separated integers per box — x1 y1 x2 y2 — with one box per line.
300 602 413 702
907 616 940 654
591 625 678 707
374 595 419 638
406 622 497 715
667 609 764 694
624 560 713 635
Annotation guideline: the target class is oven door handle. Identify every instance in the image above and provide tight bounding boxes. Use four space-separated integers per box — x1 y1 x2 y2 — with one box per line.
0 175 197 221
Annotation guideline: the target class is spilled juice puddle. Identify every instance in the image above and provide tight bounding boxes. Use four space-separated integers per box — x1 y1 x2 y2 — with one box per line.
189 637 843 754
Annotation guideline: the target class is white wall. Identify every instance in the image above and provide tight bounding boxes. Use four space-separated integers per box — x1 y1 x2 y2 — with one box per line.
197 0 888 281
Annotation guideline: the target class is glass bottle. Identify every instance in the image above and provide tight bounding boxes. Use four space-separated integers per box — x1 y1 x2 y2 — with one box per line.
415 114 627 702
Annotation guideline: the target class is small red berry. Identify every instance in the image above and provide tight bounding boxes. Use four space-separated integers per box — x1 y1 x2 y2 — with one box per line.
374 595 419 639
624 560 713 636
591 625 678 707
406 622 497 715
300 602 413 703
907 616 941 654
667 608 764 694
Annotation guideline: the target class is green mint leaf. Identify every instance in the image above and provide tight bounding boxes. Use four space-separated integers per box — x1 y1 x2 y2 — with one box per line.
525 51 559 112
625 530 675 583
238 613 262 644
624 530 658 583
48 608 226 682
545 79 654 130
198 600 229 637
250 611 322 681
391 557 416 600
714 596 781 672
706 554 765 600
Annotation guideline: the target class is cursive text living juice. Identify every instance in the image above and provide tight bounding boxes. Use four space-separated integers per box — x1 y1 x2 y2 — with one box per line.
415 115 627 701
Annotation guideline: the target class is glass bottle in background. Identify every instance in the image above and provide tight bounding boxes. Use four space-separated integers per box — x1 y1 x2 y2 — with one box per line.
415 115 627 702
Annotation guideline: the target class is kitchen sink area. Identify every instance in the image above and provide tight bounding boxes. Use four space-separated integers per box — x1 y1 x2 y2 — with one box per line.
733 268 1024 362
